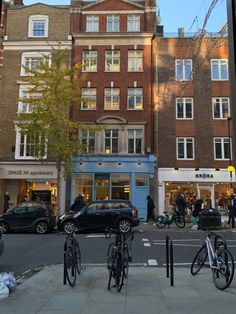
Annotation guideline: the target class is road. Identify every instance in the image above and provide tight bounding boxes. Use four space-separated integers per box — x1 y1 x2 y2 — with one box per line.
1 222 236 278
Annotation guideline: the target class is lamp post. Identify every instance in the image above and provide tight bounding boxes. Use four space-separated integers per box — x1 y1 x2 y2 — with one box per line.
227 117 235 227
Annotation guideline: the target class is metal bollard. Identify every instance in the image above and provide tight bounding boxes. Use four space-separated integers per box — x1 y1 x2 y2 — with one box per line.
170 239 174 286
166 234 169 278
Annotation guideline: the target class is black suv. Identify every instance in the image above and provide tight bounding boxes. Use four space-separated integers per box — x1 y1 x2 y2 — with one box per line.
0 202 56 234
58 199 140 233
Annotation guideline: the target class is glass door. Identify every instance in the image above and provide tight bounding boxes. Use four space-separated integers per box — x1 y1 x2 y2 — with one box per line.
197 185 214 208
95 173 110 200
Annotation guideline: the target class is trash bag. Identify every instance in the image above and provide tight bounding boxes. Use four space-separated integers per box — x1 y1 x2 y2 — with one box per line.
0 281 9 301
0 272 16 297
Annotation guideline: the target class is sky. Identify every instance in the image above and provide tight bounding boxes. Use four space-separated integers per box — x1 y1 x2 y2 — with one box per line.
23 0 228 33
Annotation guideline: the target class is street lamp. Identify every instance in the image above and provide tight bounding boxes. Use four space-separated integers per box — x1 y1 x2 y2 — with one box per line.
227 117 235 227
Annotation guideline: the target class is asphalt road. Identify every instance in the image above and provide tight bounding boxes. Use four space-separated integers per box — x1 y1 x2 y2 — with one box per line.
1 222 236 279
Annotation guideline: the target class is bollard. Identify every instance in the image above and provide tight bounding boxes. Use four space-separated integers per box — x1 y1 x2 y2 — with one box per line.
170 239 174 286
166 234 169 278
63 244 67 285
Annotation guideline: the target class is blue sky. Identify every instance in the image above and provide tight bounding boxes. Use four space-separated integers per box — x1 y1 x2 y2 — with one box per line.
23 0 227 33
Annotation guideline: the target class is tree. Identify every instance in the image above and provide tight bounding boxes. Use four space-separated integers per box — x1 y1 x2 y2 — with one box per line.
17 48 93 215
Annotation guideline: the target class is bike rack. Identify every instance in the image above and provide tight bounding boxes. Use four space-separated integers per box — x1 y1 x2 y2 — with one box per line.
166 234 174 286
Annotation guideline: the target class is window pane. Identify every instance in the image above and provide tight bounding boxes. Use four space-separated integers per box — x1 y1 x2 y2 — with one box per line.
177 102 183 118
186 140 193 158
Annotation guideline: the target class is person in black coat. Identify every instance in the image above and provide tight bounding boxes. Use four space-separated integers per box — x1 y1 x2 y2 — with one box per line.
3 192 10 213
146 195 155 223
175 193 187 217
192 198 203 218
228 196 236 228
70 194 85 212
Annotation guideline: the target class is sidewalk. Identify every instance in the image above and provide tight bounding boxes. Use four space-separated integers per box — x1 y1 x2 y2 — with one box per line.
1 264 236 314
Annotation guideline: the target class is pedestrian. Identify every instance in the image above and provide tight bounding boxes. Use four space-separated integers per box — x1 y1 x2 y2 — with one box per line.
3 192 10 213
228 195 236 228
70 193 85 212
146 195 155 223
192 198 203 225
175 193 187 218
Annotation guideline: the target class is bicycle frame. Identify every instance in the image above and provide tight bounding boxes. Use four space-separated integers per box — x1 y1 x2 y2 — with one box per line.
205 236 220 269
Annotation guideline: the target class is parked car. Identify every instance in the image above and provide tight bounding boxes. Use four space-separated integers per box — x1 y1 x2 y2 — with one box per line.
58 199 140 233
0 202 56 234
0 230 4 258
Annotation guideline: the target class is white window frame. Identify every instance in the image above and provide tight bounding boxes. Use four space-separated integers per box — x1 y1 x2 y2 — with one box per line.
82 50 97 72
127 129 143 154
127 88 143 110
175 59 192 81
176 137 194 160
107 15 119 32
176 97 193 119
15 127 47 160
212 97 230 119
20 51 51 76
104 129 119 154
81 88 96 110
127 15 140 31
214 137 230 160
28 15 49 38
86 15 99 32
128 50 143 72
105 50 120 72
211 59 228 81
80 130 95 153
18 85 41 113
104 88 120 110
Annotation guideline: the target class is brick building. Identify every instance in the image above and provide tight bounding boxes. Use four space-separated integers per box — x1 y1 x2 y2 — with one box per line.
0 2 71 214
153 34 234 214
69 0 157 219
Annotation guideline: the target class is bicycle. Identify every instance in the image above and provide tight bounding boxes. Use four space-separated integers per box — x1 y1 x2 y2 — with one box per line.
105 228 133 292
155 208 186 228
191 230 235 290
63 230 82 287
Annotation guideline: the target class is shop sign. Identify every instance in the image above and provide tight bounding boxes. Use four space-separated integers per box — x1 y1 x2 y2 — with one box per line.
8 170 54 176
195 173 214 179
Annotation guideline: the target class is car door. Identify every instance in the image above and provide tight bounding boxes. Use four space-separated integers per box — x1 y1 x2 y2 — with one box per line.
5 204 38 230
78 203 104 229
100 202 118 227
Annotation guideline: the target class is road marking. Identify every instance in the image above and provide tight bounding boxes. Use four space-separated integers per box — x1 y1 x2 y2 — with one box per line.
153 239 201 242
154 243 201 247
86 235 106 238
142 238 149 241
148 259 158 266
144 243 151 247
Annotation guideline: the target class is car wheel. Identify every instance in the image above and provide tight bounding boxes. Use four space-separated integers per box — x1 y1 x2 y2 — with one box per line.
35 221 49 234
0 222 9 234
63 220 77 234
117 219 132 233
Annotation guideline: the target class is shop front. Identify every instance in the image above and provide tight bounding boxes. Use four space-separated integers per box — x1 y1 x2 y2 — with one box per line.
158 168 236 215
0 162 66 216
71 155 156 220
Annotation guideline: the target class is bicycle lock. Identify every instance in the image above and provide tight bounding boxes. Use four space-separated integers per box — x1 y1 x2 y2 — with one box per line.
166 234 174 286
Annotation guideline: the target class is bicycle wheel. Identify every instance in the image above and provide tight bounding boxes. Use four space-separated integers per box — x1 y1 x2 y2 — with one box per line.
74 239 82 275
115 252 125 292
174 216 186 228
191 245 208 275
64 241 77 287
212 248 235 290
155 215 166 228
123 246 130 278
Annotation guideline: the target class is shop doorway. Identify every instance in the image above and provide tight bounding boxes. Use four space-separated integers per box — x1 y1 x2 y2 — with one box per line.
197 185 214 208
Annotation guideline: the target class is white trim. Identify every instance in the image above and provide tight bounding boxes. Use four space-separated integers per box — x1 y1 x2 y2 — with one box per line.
3 41 71 50
82 10 143 14
20 51 51 76
176 137 195 160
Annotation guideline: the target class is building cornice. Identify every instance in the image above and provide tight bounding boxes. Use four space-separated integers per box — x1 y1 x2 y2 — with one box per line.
3 40 72 51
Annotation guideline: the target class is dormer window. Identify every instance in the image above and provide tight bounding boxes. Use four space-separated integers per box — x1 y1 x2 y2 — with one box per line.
28 15 49 38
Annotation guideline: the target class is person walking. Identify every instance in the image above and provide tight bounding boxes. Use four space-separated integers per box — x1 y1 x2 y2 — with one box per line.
175 193 187 218
70 193 85 212
3 192 10 213
146 195 155 223
228 195 236 228
192 198 203 226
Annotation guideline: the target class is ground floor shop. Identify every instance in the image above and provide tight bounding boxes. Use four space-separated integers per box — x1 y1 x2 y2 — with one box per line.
158 168 236 215
0 162 66 216
71 155 156 220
